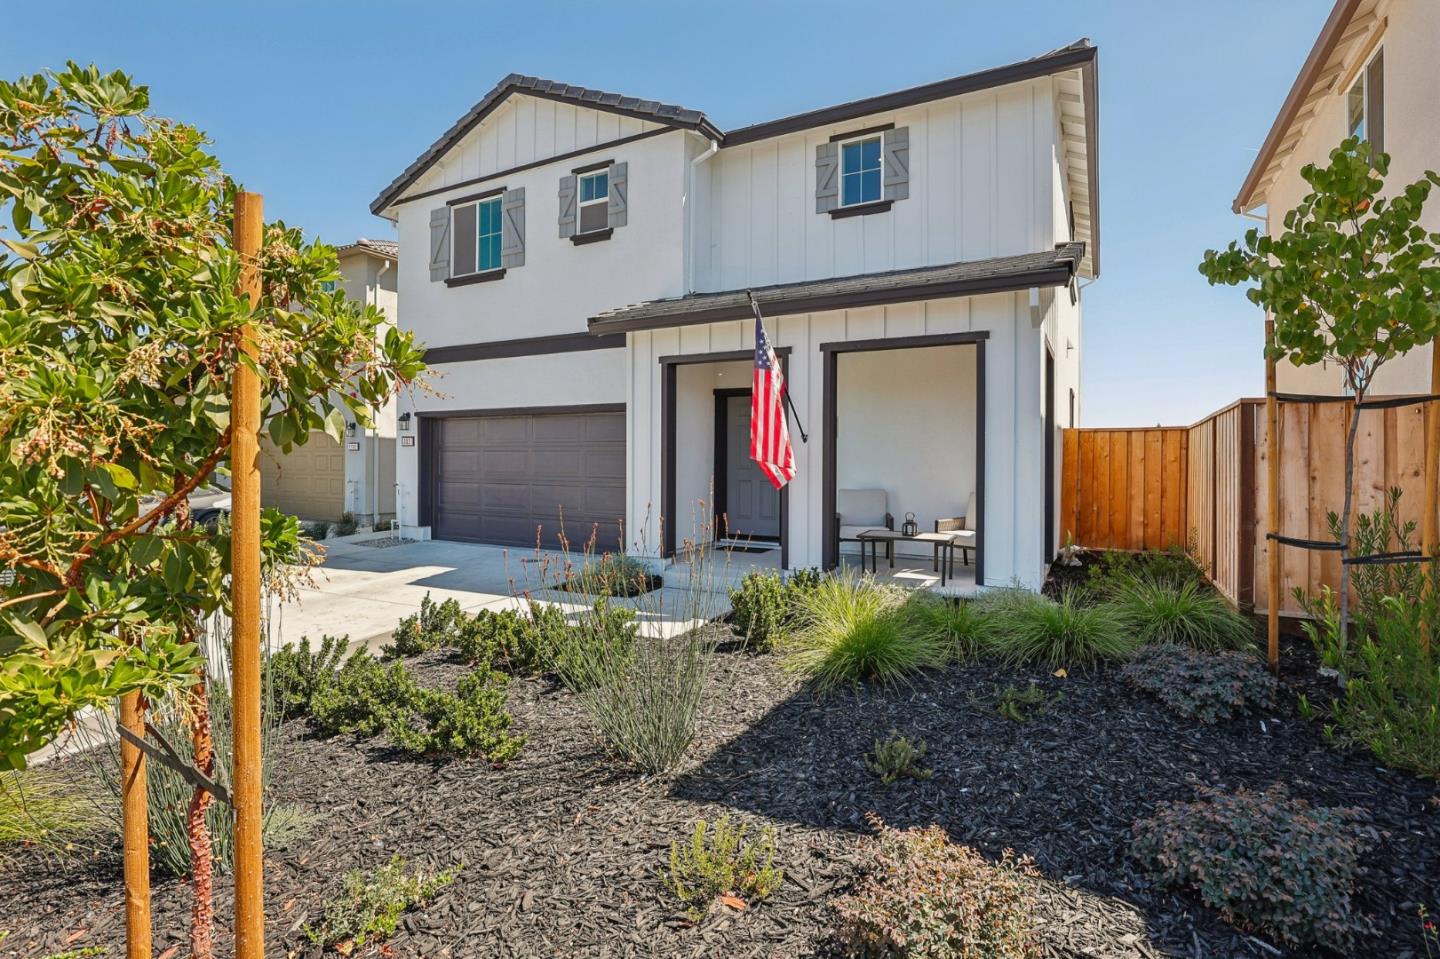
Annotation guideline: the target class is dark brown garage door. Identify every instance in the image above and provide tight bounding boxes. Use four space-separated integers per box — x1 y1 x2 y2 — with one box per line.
429 409 626 550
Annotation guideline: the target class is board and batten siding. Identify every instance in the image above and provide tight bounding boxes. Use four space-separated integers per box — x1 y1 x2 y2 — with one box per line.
625 291 1051 588
693 79 1060 293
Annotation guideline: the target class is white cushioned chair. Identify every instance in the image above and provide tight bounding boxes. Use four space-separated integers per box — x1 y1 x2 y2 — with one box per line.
935 493 979 570
835 489 893 563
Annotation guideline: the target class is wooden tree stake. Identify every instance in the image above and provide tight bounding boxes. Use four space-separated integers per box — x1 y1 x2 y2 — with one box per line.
1265 319 1280 674
231 191 265 958
1423 336 1440 650
120 690 151 959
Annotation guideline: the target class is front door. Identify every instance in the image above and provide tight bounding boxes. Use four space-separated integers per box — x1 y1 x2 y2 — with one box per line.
723 394 780 540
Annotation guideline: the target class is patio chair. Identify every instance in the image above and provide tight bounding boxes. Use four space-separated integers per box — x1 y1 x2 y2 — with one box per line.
835 489 894 565
934 493 978 571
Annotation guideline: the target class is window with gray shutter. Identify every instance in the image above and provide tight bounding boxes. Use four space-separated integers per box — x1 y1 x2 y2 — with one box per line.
1366 49 1384 157
428 207 450 281
607 161 627 229
501 187 525 268
452 202 478 275
815 142 839 213
577 169 608 234
883 126 910 201
558 174 577 238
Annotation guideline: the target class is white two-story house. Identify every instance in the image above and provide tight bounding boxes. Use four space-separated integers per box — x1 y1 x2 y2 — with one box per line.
372 40 1099 589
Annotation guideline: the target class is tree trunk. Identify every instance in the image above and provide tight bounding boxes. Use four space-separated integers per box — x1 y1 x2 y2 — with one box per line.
1338 394 1363 656
186 667 215 959
120 690 152 959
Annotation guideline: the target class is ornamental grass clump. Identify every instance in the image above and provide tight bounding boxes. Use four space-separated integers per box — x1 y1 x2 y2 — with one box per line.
902 593 992 662
833 814 1040 959
1120 644 1274 724
581 632 712 775
1131 785 1370 951
984 587 1136 671
783 574 944 689
1111 578 1254 651
668 815 783 922
0 768 105 866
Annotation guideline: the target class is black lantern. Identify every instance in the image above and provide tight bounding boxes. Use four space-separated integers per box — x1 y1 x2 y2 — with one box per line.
901 512 918 537
398 412 411 431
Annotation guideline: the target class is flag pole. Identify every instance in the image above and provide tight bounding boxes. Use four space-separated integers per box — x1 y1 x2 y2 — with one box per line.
746 291 808 443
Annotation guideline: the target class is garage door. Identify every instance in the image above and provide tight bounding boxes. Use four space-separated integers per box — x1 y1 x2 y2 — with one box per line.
260 432 346 522
430 409 626 550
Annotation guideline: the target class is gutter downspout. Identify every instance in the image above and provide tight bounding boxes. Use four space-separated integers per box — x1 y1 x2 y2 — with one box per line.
371 256 392 529
685 137 719 294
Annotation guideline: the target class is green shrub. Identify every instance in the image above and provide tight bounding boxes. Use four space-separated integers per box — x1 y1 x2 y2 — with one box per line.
265 634 351 721
383 594 464 659
333 511 359 537
302 519 330 540
1111 578 1253 650
306 855 461 949
985 587 1136 671
450 608 515 667
833 814 1040 958
668 815 783 922
580 632 712 774
0 768 104 865
1131 784 1369 951
864 731 932 784
729 568 827 651
783 575 944 690
971 683 1063 723
903 593 991 662
560 553 658 597
310 654 417 738
1086 545 1206 597
1121 645 1274 724
507 602 565 676
550 600 638 693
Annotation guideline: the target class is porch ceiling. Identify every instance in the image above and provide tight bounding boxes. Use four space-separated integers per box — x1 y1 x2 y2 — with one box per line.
587 242 1085 335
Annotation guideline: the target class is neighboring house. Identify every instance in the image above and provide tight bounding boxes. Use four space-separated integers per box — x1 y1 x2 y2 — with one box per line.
372 41 1099 589
1234 0 1438 395
260 238 399 524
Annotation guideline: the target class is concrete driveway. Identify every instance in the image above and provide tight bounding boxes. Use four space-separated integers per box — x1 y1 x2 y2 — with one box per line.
275 536 730 649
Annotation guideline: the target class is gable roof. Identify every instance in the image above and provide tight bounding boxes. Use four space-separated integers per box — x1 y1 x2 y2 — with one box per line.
588 243 1085 335
370 75 721 215
335 237 398 260
1233 0 1381 213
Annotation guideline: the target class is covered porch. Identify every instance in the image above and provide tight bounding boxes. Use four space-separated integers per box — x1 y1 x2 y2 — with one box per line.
663 541 980 596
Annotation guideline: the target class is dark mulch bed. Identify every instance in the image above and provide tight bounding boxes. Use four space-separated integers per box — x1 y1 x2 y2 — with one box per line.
6 634 1438 958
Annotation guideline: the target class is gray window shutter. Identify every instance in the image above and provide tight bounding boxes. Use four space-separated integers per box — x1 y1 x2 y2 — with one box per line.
501 187 525 268
1366 50 1384 158
815 142 839 213
558 174 577 238
883 126 910 202
607 161 628 229
428 207 450 281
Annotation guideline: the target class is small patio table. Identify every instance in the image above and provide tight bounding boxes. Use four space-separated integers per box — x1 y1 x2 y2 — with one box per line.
855 529 961 586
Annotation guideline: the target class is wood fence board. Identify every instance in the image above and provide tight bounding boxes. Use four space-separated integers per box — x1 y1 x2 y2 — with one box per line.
1110 431 1129 546
1145 431 1164 548
1080 431 1098 544
1128 435 1146 550
1095 432 1112 549
1061 429 1079 544
1309 402 1346 603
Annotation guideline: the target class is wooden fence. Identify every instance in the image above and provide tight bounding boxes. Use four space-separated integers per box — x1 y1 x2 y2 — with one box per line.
1062 398 1439 616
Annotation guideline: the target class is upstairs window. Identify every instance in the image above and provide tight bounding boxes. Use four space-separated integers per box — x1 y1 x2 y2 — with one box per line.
1346 47 1384 156
452 194 503 275
578 170 609 233
840 135 883 206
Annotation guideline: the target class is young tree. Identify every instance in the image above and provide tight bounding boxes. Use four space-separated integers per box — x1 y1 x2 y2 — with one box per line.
1200 138 1440 643
0 63 426 952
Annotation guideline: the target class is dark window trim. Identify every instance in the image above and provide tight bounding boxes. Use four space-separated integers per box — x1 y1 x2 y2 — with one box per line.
657 346 790 366
393 127 672 209
425 331 626 365
830 199 893 220
829 122 894 143
571 227 614 245
419 403 625 420
572 158 613 174
445 268 506 287
446 185 506 207
821 333 985 585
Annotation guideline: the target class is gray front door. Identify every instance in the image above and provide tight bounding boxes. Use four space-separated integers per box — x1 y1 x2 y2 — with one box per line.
431 410 625 549
724 394 780 540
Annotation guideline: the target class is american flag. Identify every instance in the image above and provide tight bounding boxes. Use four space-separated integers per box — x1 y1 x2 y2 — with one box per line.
749 296 796 489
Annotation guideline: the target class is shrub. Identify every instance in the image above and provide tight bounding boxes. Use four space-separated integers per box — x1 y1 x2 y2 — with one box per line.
560 553 659 597
668 815 783 922
511 601 567 676
903 593 991 662
302 519 330 540
550 600 638 693
451 608 517 667
865 731 933 784
1131 784 1370 951
310 654 418 738
1086 545 1206 597
383 594 464 659
783 574 944 690
333 511 359 537
306 855 461 949
0 768 104 865
266 634 352 721
1111 578 1253 651
729 568 826 651
985 587 1136 671
971 683 1063 723
833 814 1040 959
1121 645 1274 724
580 632 712 774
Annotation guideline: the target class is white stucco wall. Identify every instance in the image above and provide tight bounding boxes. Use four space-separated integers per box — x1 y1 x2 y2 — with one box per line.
339 249 399 522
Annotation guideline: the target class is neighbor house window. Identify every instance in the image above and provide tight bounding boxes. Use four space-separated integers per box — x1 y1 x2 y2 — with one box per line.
840 134 882 206
1346 47 1384 155
578 170 608 233
452 195 503 275
320 279 337 292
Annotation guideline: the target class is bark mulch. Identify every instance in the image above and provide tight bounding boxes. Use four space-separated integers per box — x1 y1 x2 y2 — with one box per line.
6 634 1438 958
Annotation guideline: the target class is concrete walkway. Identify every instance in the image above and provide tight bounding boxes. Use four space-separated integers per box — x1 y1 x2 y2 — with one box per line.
274 537 731 649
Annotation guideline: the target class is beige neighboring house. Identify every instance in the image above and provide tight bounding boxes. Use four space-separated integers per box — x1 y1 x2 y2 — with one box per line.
1234 0 1440 395
260 238 399 524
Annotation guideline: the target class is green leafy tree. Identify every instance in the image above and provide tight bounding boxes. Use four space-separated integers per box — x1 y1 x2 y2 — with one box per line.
1200 138 1440 642
0 64 428 769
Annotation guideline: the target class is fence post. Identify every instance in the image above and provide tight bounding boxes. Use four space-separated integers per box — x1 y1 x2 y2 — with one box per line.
1424 338 1440 649
1265 321 1280 673
231 191 265 958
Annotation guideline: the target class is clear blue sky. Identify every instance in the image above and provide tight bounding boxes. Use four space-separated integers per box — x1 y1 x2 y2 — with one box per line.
1 1 1328 426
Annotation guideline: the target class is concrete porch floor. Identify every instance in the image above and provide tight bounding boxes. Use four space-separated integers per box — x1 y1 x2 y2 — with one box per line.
662 543 980 596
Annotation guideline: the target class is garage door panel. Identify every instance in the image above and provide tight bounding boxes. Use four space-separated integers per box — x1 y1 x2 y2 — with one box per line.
260 433 346 522
432 410 624 549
